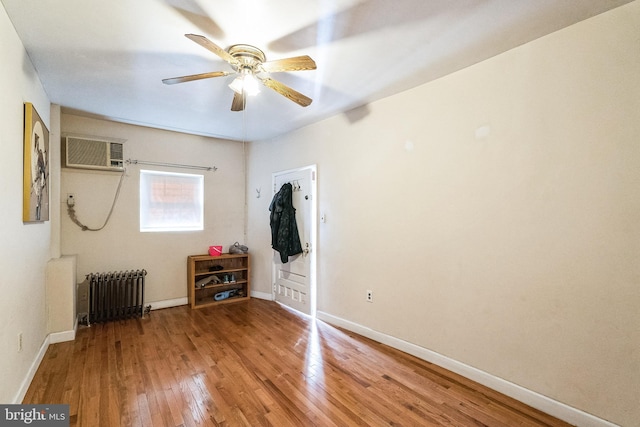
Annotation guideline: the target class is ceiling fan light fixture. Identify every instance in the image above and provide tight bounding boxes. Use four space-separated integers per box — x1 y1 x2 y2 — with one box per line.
228 72 260 96
243 74 260 96
228 76 244 94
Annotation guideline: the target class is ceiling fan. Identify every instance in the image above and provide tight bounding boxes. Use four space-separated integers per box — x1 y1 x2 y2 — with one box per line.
162 34 317 112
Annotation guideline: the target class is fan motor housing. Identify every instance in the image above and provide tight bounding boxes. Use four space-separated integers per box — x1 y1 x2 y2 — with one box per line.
228 44 266 71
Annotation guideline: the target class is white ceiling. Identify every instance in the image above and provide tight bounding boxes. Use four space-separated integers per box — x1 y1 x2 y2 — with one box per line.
2 0 632 141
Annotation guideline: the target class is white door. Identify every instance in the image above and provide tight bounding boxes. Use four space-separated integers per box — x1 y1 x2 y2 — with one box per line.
272 165 316 316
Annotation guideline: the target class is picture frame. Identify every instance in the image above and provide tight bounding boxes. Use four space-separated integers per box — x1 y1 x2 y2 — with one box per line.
23 102 50 222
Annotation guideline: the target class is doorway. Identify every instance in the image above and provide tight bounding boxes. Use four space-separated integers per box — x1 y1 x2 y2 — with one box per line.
271 165 317 316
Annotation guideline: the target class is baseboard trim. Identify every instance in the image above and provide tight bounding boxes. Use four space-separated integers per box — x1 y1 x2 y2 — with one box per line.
13 335 50 404
49 329 75 344
147 294 273 309
316 311 619 427
49 315 78 344
251 290 273 301
147 297 188 310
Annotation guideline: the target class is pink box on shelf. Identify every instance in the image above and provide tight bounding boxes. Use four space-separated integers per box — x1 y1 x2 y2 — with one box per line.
208 246 223 256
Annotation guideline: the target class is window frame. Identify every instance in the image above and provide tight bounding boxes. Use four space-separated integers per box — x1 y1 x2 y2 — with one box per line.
139 169 204 232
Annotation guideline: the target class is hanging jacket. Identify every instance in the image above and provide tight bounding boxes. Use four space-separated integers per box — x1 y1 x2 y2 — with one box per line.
269 183 303 263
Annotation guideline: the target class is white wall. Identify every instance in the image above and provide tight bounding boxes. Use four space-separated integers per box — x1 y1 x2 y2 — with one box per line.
246 3 640 426
60 114 246 305
3 1 638 423
0 4 52 403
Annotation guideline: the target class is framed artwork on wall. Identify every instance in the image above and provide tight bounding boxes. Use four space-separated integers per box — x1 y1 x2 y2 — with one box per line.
23 102 50 222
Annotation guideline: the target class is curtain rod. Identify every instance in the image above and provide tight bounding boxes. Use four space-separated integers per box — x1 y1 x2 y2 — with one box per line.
126 159 217 172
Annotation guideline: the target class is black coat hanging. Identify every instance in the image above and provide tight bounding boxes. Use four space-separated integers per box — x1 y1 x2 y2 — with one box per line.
269 183 303 263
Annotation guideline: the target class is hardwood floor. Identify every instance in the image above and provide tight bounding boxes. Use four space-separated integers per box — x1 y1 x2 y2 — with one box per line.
24 299 573 426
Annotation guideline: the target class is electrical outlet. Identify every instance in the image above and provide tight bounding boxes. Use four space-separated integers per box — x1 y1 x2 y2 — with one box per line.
366 290 373 302
67 193 75 206
18 332 23 352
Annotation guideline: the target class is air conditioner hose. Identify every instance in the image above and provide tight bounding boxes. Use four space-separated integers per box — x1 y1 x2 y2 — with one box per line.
66 168 126 231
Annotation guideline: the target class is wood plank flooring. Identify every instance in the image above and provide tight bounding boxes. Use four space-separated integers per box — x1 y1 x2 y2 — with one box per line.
23 299 574 426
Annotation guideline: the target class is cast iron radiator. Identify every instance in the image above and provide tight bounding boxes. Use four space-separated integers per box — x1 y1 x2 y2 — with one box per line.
86 270 147 323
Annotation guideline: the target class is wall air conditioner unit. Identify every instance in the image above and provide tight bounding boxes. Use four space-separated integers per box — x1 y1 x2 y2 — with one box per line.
63 135 124 171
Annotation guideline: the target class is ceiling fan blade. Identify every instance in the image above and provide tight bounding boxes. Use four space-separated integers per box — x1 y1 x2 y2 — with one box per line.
185 34 239 66
231 91 245 111
261 56 317 73
162 71 230 85
259 77 312 107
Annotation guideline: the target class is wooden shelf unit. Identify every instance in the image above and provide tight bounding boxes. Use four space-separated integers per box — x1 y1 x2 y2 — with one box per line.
187 253 250 309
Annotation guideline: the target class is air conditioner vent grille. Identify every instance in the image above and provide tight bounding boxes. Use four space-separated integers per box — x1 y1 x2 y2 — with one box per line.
67 137 107 167
63 136 124 171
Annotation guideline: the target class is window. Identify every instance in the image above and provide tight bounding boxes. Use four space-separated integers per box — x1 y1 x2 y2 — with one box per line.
139 169 204 232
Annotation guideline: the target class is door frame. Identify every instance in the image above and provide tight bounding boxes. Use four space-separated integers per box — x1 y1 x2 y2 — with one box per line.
271 164 317 317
